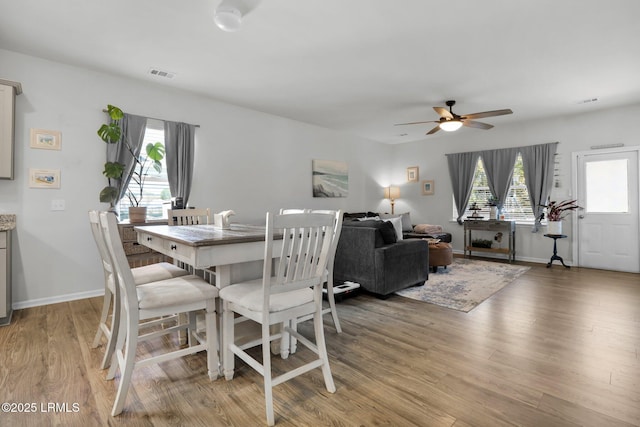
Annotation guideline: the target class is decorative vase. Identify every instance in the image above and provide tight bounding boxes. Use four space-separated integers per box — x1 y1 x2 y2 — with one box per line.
490 206 498 219
547 220 562 235
128 206 147 223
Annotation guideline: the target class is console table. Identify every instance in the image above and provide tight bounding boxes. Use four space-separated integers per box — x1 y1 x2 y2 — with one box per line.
464 220 516 262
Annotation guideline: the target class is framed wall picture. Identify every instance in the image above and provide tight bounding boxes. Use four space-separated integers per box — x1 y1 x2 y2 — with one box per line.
312 159 348 197
421 180 434 195
30 129 62 150
407 166 419 182
29 168 61 189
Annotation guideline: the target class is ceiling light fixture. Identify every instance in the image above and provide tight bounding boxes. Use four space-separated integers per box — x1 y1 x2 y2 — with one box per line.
439 119 463 132
214 3 243 32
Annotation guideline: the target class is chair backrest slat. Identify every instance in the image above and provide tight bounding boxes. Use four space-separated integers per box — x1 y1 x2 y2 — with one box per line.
168 208 211 225
265 212 334 303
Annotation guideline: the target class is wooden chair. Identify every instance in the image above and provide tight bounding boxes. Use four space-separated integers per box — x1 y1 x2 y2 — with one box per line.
99 212 219 416
88 210 189 369
280 209 343 336
220 212 336 426
167 208 211 225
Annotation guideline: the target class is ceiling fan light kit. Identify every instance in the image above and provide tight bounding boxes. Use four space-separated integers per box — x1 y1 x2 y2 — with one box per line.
394 100 513 136
214 5 243 32
439 120 463 132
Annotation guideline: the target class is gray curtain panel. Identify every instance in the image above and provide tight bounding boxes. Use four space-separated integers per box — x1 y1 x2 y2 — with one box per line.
520 142 559 232
481 147 519 210
106 113 148 203
164 121 195 207
447 151 481 224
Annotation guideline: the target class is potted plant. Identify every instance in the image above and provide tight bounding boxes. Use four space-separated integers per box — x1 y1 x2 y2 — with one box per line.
543 199 580 235
97 105 165 223
486 195 500 219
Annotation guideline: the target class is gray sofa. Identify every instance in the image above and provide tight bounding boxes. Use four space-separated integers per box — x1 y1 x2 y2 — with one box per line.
333 219 429 297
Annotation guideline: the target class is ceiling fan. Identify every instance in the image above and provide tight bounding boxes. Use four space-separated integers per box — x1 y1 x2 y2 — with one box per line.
395 100 513 135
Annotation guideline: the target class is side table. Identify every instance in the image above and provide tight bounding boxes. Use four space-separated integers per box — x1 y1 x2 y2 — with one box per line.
544 234 569 268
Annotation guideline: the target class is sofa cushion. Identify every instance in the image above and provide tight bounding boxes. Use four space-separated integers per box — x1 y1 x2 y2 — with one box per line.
380 212 413 232
343 219 396 244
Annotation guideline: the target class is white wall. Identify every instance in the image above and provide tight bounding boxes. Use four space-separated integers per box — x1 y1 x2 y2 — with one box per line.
391 102 640 263
0 48 392 307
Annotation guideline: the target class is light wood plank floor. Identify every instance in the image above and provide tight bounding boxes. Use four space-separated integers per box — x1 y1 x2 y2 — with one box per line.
0 261 638 426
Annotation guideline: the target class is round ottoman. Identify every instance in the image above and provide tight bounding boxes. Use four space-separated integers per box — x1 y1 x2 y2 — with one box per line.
428 242 453 273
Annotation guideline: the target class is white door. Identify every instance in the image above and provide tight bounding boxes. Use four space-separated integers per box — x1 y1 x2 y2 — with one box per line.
574 148 639 272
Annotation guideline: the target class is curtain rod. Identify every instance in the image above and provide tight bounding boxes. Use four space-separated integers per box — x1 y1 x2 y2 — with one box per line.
102 109 200 128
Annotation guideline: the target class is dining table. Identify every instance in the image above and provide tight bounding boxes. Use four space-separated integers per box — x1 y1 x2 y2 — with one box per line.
134 223 281 288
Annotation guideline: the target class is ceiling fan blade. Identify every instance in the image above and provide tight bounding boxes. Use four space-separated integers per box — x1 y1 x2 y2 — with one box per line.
433 107 453 119
426 125 441 135
462 109 513 120
463 120 494 130
394 120 437 126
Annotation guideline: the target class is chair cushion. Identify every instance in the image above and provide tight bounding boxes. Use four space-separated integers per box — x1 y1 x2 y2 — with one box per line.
136 275 218 310
219 278 314 313
132 262 189 285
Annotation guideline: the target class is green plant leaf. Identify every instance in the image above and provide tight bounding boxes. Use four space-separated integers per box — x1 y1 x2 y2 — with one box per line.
146 142 165 161
99 186 119 203
106 104 124 121
103 162 124 179
97 123 121 144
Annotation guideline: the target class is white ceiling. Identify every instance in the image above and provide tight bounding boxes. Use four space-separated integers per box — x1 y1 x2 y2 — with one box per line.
1 0 639 144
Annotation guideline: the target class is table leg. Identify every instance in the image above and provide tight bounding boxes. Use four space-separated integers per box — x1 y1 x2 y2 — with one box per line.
547 238 570 268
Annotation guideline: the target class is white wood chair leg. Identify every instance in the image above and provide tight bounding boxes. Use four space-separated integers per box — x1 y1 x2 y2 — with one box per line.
325 277 342 333
205 300 219 380
314 310 336 393
106 302 126 381
100 292 120 370
111 323 138 416
262 322 275 426
92 288 112 348
222 302 235 380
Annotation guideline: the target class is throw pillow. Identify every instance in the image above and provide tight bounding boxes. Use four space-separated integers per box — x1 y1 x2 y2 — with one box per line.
378 220 397 244
380 212 413 232
384 217 403 241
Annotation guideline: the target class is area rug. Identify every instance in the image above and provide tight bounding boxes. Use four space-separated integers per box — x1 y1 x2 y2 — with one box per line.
395 258 530 312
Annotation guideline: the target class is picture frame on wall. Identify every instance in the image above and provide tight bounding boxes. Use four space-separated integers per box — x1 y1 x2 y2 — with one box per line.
421 180 434 195
29 168 61 189
30 129 62 150
407 166 419 182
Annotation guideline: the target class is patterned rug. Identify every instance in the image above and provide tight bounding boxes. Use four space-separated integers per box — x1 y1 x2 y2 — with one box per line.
395 258 530 312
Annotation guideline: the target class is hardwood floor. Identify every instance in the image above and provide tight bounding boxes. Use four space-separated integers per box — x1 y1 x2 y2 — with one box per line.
0 261 638 426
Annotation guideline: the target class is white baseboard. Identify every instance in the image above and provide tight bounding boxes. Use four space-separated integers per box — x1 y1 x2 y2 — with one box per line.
13 289 105 310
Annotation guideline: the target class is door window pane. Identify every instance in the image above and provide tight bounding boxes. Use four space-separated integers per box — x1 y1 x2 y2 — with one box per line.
585 159 628 213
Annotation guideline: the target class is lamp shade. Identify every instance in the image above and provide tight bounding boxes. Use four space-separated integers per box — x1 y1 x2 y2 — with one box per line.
384 186 400 200
214 5 242 31
439 120 463 132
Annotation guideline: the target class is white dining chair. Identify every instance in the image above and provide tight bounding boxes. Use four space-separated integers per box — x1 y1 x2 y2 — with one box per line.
167 208 211 225
279 209 343 335
219 211 336 426
88 210 190 369
99 212 219 416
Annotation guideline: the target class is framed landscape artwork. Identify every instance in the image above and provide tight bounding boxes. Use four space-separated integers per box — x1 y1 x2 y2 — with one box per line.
30 129 62 150
312 159 348 198
422 180 434 195
29 168 61 189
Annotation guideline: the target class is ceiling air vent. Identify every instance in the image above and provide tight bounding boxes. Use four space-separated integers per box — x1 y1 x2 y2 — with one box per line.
148 68 176 79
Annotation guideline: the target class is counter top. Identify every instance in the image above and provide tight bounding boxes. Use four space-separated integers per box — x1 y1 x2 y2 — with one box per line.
0 214 16 231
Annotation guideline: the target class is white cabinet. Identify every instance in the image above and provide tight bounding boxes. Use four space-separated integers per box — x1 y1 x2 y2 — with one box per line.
0 79 22 180
0 231 11 325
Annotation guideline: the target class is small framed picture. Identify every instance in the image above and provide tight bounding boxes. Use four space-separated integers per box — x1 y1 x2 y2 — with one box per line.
407 166 419 182
29 168 61 189
30 129 62 150
421 180 434 195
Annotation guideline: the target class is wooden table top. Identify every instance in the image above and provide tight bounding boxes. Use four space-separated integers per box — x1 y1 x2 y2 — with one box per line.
134 223 274 247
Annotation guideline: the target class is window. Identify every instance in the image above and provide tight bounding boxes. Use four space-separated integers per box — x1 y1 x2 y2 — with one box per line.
454 154 535 222
118 120 171 220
